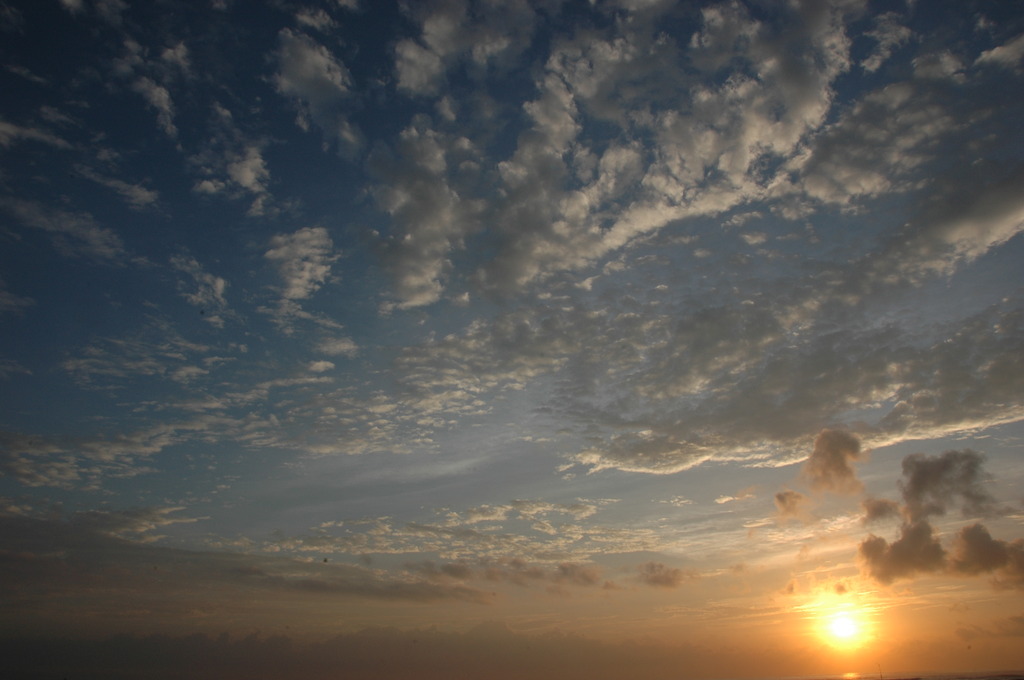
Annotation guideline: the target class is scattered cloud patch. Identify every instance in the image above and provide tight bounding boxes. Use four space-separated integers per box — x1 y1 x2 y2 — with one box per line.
265 226 337 301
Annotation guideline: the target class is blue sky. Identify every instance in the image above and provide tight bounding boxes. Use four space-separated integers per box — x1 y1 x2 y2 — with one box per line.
2 0 1024 677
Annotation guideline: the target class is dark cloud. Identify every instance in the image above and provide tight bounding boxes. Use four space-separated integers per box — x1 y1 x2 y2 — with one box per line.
949 523 1009 574
858 449 1023 588
859 520 946 584
949 523 1024 589
774 490 809 522
899 449 995 522
554 562 602 587
404 560 475 581
801 428 864 494
479 559 604 589
861 497 902 524
637 562 697 588
0 622 805 680
232 563 491 604
0 509 494 638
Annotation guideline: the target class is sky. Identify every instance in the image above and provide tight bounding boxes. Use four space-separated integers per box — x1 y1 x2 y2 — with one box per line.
1 0 1024 678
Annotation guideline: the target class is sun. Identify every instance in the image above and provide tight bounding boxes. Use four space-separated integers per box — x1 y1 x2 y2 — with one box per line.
823 611 866 649
829 614 859 640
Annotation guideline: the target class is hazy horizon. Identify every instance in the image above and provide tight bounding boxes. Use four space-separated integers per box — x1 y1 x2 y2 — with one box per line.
1 0 1023 677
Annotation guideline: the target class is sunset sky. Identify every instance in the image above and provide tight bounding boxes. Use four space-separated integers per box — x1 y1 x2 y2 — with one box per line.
2 0 1023 678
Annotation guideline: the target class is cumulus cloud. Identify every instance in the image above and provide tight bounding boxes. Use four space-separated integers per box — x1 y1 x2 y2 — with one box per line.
188 106 275 215
858 449 1017 587
859 520 946 584
274 28 359 151
369 120 481 308
393 0 538 95
796 81 954 205
226 145 269 195
898 449 995 523
949 523 1024 589
395 39 445 95
801 429 864 494
308 360 334 373
265 227 337 301
861 519 1024 589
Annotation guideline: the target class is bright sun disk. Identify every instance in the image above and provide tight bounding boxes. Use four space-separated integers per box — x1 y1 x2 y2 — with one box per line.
829 614 858 640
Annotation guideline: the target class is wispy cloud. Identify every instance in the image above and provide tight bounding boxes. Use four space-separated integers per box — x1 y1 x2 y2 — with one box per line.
1 199 130 263
0 118 72 149
76 164 159 209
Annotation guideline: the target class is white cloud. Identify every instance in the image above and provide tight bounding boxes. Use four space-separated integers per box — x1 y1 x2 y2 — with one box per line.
369 121 481 308
871 167 1024 284
132 77 177 137
76 165 160 209
473 0 855 296
394 39 445 95
308 360 335 373
296 9 336 32
316 337 359 357
170 255 229 326
1 199 129 264
913 50 965 81
0 118 71 149
265 226 337 301
795 82 955 205
393 0 538 95
861 11 912 73
160 42 191 72
188 106 275 215
226 145 269 194
975 33 1024 69
274 28 359 151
